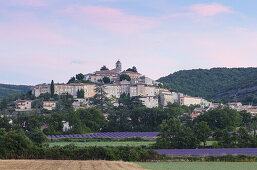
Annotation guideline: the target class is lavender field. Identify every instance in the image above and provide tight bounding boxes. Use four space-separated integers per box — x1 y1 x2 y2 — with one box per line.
156 148 257 156
47 132 159 139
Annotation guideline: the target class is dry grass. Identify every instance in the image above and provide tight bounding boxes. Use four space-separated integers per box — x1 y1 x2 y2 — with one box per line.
0 160 146 170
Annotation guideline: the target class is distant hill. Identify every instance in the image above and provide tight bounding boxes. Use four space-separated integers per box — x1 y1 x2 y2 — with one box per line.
158 68 257 104
0 84 32 99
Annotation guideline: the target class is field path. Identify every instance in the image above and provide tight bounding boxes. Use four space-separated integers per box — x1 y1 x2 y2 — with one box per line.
0 160 146 170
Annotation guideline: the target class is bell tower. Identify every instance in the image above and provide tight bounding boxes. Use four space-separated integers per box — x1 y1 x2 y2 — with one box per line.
115 60 122 73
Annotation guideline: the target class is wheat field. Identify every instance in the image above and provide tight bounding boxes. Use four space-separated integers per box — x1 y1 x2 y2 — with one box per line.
0 160 146 170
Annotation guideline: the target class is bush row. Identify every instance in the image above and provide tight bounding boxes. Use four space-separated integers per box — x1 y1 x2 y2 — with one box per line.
0 145 162 161
167 155 257 162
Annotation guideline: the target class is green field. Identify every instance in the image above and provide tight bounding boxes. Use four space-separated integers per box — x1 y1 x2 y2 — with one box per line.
200 141 217 146
136 162 257 170
47 141 155 147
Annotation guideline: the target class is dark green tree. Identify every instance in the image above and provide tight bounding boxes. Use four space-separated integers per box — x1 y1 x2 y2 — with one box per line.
55 94 74 114
15 115 41 132
120 74 131 81
0 98 8 111
43 113 64 135
126 66 137 72
240 111 252 127
2 130 34 157
100 65 109 71
89 85 111 113
68 76 76 84
193 121 211 147
50 80 54 98
0 116 11 131
27 128 47 145
39 93 51 101
31 98 43 109
103 76 110 84
76 73 85 81
195 107 242 131
77 89 85 98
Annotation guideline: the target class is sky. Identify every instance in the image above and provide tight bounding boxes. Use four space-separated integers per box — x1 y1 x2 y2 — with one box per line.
1 0 257 85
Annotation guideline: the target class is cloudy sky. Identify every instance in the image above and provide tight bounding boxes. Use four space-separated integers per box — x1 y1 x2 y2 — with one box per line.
0 0 257 85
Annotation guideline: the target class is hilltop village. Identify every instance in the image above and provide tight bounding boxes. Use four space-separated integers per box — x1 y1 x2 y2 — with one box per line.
9 60 255 118
32 60 211 110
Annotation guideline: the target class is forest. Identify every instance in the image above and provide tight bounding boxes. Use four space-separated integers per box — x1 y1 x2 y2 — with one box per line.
159 67 257 105
0 84 32 99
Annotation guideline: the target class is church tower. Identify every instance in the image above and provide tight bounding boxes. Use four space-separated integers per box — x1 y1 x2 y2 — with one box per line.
115 60 122 73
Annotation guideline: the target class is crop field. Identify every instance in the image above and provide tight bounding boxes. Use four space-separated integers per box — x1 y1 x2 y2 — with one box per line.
48 141 155 147
136 162 257 170
155 148 257 156
48 132 159 139
0 160 145 170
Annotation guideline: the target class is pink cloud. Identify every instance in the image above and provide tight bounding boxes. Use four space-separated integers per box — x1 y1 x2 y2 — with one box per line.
188 3 232 16
0 0 47 7
185 30 257 67
0 22 69 45
59 5 158 34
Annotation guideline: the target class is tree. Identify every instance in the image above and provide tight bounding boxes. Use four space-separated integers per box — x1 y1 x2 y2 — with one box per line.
55 94 74 114
158 68 257 102
195 107 242 131
240 111 252 127
103 77 110 84
0 98 8 111
76 73 84 81
43 113 64 135
120 74 131 81
76 108 107 132
126 66 137 72
27 129 47 145
50 80 54 98
100 65 109 71
193 121 211 147
15 115 41 132
68 77 76 84
237 127 251 148
155 118 182 148
2 130 34 157
77 89 85 98
39 93 51 101
0 116 11 131
31 99 43 109
89 85 111 113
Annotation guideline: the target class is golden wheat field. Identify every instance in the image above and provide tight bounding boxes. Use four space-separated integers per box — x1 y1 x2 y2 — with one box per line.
0 160 146 170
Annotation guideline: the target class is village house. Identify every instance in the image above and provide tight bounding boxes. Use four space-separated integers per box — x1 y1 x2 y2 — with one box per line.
43 101 56 111
16 100 32 111
180 96 211 107
33 83 50 97
54 83 96 98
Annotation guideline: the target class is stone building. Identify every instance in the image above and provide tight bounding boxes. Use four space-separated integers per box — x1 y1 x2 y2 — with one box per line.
103 84 121 98
180 96 211 107
84 60 122 83
54 83 96 98
33 83 50 97
140 96 158 108
43 101 56 110
16 100 32 111
159 89 176 107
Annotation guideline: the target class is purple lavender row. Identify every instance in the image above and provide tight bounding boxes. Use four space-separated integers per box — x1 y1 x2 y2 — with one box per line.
155 148 257 156
47 132 159 138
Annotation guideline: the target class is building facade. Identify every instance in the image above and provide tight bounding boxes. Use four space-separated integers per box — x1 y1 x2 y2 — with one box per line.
54 83 96 98
180 96 211 107
33 83 50 97
16 100 32 111
43 101 56 110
